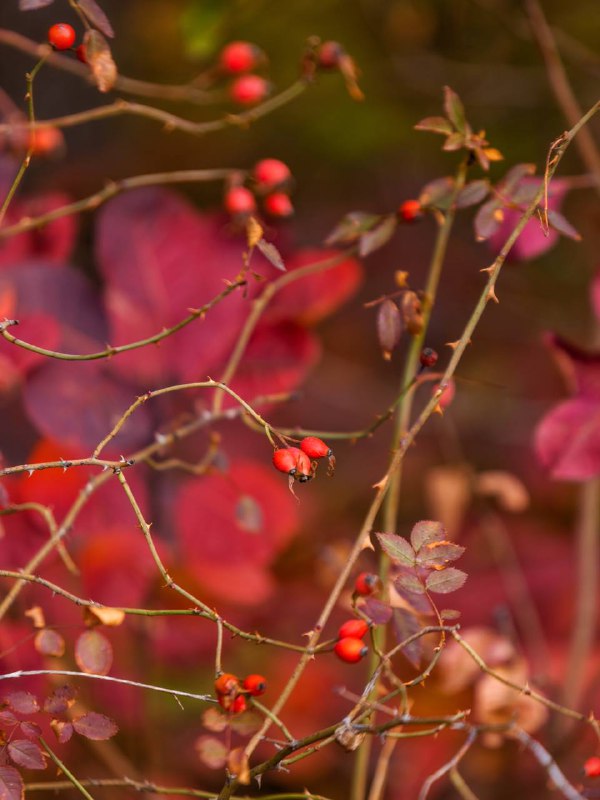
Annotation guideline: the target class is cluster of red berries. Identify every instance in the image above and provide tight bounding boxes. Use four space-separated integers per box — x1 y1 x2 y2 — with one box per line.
335 618 369 663
214 672 266 714
219 41 270 106
272 437 335 487
224 158 294 221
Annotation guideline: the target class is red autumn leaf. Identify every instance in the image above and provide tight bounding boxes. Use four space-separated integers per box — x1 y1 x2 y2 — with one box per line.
416 542 465 569
50 720 73 744
18 722 41 740
425 567 468 594
74 629 113 675
4 692 39 715
44 685 77 716
535 335 600 480
0 766 23 800
73 711 118 740
410 520 447 552
7 740 46 771
0 711 18 727
359 597 393 625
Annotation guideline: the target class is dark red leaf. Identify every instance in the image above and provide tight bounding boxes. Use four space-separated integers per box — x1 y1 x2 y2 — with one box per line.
546 209 581 241
393 576 431 614
8 740 46 770
376 532 415 566
0 766 23 800
0 193 77 268
18 722 41 740
43 686 77 716
83 30 117 93
394 567 425 595
73 712 118 740
50 720 73 744
256 238 285 271
359 597 392 625
74 629 113 676
78 0 114 37
425 567 468 594
393 608 423 669
4 692 39 715
474 199 503 242
410 520 446 553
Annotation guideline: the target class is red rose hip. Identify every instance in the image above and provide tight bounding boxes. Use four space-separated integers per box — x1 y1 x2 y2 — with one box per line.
335 637 368 663
220 41 264 74
263 192 294 218
300 437 332 459
230 75 270 105
242 674 267 696
398 199 422 222
224 186 256 217
254 158 291 191
355 572 381 596
338 619 369 640
48 23 76 51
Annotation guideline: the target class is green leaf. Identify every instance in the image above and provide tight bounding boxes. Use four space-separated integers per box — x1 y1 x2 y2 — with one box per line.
180 0 226 60
410 520 446 553
443 86 467 134
425 567 468 594
376 532 415 566
442 132 465 152
414 116 453 135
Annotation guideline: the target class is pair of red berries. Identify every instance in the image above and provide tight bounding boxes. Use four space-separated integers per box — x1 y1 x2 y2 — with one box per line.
214 672 266 714
224 159 294 220
219 41 270 106
335 618 369 664
47 24 88 64
272 437 335 484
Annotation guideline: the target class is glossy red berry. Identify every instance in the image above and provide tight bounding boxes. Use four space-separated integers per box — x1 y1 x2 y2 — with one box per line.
230 75 270 106
242 674 267 696
263 192 294 218
318 41 345 70
355 572 381 596
300 436 332 459
75 44 87 64
338 619 369 640
254 159 291 191
398 199 422 222
220 41 264 74
273 447 299 476
432 380 455 411
334 637 368 664
231 694 247 714
224 186 256 217
214 673 239 696
48 23 76 51
419 348 438 368
585 757 600 778
27 126 64 157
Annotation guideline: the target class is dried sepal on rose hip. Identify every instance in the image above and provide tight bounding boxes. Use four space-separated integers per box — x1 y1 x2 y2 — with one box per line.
338 619 369 640
334 637 368 663
48 23 76 51
354 571 381 596
300 437 335 475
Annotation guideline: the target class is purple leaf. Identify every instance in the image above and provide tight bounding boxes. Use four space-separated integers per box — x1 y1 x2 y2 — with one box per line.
50 720 73 744
474 199 503 242
78 0 114 37
410 520 446 552
73 712 118 741
394 567 425 595
419 177 455 211
4 692 39 715
74 629 113 676
376 532 415 566
393 608 423 669
425 567 467 594
0 766 23 800
359 597 393 625
44 686 77 716
19 0 54 8
376 299 403 361
546 209 581 241
455 180 490 209
8 740 46 771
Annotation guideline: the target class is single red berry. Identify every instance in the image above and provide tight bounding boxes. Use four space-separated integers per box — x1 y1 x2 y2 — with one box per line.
398 199 422 222
300 436 332 459
48 23 76 51
214 673 239 696
264 192 294 218
75 44 87 64
338 619 369 640
224 186 256 217
432 380 455 411
355 572 381 596
334 636 368 664
254 158 291 191
273 447 299 476
220 41 264 74
231 694 247 714
27 126 64 157
584 757 600 778
419 347 438 369
318 41 345 70
242 674 267 696
230 75 270 106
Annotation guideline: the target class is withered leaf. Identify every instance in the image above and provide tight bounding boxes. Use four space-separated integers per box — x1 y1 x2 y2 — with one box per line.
84 29 117 93
78 0 114 38
75 629 113 675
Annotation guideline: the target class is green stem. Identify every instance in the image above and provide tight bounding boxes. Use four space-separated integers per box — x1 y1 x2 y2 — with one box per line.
39 737 96 800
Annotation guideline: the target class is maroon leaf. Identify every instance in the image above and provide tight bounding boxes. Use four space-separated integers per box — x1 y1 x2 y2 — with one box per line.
359 215 397 257
414 116 453 135
34 628 65 657
325 212 381 246
394 567 425 595
19 0 54 8
18 722 41 740
50 720 73 744
416 542 465 569
8 740 46 771
195 735 228 769
74 629 113 676
393 579 431 614
73 712 118 741
78 0 114 37
393 608 423 669
376 299 402 360
376 532 415 566
443 86 467 133
425 567 468 594
44 685 77 716
455 180 490 209
4 692 39 715
359 597 392 625
410 520 446 553
499 163 536 195
0 766 23 800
